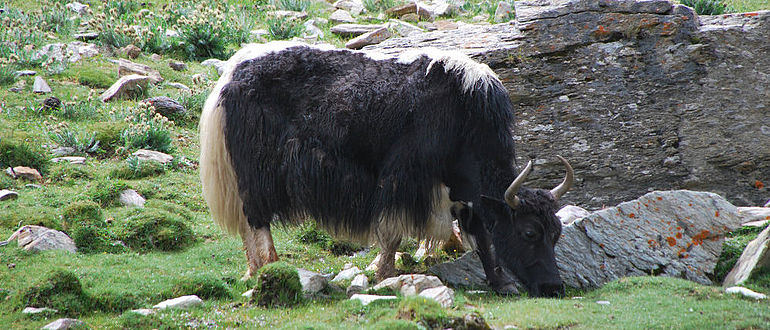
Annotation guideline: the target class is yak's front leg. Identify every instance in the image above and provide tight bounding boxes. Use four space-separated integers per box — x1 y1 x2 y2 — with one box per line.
375 227 402 282
240 220 279 280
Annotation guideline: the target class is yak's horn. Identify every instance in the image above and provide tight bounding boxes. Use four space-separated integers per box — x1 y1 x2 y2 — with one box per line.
505 160 532 209
549 155 574 200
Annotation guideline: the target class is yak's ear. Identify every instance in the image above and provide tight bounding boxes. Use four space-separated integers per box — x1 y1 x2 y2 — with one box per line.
481 195 511 226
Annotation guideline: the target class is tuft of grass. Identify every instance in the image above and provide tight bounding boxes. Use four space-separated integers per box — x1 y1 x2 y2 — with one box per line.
0 138 49 175
87 179 130 207
266 16 306 40
170 275 232 299
78 69 116 89
396 296 451 329
680 0 728 14
14 269 92 316
712 225 767 283
253 261 304 307
49 164 93 183
110 156 167 179
48 129 101 155
276 0 311 12
0 63 17 86
117 208 195 252
118 311 173 329
93 121 129 157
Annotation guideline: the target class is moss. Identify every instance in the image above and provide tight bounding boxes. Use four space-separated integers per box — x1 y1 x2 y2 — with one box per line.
62 200 103 229
396 296 450 329
109 158 166 180
91 291 141 313
92 121 129 157
77 68 116 89
252 261 304 307
372 320 420 330
0 138 49 175
297 221 332 247
118 311 174 329
14 269 92 316
145 200 194 221
49 164 93 183
170 276 231 299
87 179 130 207
117 208 194 252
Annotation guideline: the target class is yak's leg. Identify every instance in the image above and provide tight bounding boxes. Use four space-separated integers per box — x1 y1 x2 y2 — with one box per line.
375 234 402 281
241 221 278 280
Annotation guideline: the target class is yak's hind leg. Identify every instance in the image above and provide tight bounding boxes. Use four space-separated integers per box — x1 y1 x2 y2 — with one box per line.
375 223 402 281
240 220 278 280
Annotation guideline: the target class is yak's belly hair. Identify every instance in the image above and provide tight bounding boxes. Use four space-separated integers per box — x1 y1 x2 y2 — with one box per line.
372 184 456 245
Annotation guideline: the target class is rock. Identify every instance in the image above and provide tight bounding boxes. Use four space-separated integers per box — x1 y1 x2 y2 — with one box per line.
365 0 770 208
51 156 86 165
201 59 225 75
349 294 397 306
153 295 203 309
270 10 309 21
596 300 611 305
132 149 173 164
143 96 186 117
556 191 742 289
100 75 153 102
121 44 141 59
33 42 98 64
556 205 590 225
429 251 489 289
400 13 419 23
14 70 37 77
41 96 62 112
373 274 443 296
298 268 331 294
42 318 85 330
241 289 254 297
6 166 42 181
150 54 162 61
5 225 77 253
330 9 356 24
346 274 369 297
22 307 58 314
332 265 361 282
434 20 459 31
168 60 187 71
385 3 432 20
431 2 455 17
51 147 77 157
738 207 770 225
0 189 19 201
388 19 424 37
723 225 770 286
25 184 42 189
117 59 162 83
33 77 52 94
330 24 385 37
73 32 99 41
725 286 767 300
165 29 180 38
119 189 145 208
419 285 454 308
494 1 513 22
167 82 190 91
304 20 325 39
65 2 88 15
130 308 155 316
334 0 364 15
345 27 392 49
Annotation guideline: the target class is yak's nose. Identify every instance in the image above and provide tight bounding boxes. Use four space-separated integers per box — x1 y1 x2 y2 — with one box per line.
536 282 565 298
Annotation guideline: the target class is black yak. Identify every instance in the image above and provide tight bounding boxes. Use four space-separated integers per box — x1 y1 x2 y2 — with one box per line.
199 41 574 297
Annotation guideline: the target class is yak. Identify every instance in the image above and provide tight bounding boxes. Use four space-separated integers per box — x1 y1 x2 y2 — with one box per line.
199 41 574 297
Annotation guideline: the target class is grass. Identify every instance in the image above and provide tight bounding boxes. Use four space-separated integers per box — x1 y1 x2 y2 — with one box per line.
1 0 769 327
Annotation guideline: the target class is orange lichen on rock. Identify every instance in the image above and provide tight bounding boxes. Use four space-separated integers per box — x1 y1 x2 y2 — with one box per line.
676 232 682 239
666 237 677 246
692 230 711 246
755 180 764 189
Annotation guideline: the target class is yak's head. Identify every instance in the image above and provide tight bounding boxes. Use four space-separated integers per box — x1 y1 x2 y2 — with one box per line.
482 156 573 298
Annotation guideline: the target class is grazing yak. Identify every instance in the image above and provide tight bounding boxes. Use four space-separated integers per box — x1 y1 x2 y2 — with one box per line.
200 41 574 297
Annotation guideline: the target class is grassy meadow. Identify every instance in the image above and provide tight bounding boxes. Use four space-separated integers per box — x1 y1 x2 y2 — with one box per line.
2 0 770 328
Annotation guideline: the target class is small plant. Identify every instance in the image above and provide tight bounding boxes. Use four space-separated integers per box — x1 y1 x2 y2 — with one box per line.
78 68 116 89
62 200 122 253
14 269 92 316
48 128 101 155
117 208 195 252
680 0 728 15
252 261 304 307
397 296 451 328
170 276 231 299
0 138 49 174
93 121 129 157
363 0 405 14
110 156 166 179
266 16 306 40
118 310 172 329
176 4 233 60
87 179 130 207
0 59 17 86
276 0 311 12
119 101 174 153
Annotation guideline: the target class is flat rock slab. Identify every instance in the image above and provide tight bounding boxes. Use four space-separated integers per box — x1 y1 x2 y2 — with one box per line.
0 189 19 201
556 190 742 288
101 75 153 102
51 156 86 165
350 294 397 306
514 0 673 24
119 189 146 208
42 318 84 330
331 24 386 37
725 286 767 300
346 273 369 297
374 274 443 296
346 27 392 49
723 224 770 286
153 295 202 309
132 149 174 164
118 59 162 83
738 207 770 224
22 307 58 314
5 225 77 253
143 97 186 117
6 166 43 181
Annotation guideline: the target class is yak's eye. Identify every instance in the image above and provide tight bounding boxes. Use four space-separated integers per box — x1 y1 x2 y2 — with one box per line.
524 230 537 240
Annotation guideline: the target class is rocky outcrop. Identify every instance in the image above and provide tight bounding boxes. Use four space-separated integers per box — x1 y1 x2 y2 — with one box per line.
365 0 770 208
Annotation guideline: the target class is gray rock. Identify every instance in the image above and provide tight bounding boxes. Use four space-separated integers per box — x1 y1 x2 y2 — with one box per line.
121 44 141 59
556 205 590 225
345 27 392 49
130 308 155 316
298 268 332 294
270 10 309 21
304 20 325 39
201 59 225 75
241 289 254 297
5 225 77 253
117 59 162 83
42 318 84 330
52 147 77 157
373 274 443 296
556 190 742 289
738 207 770 225
346 273 369 297
167 82 190 91
349 294 396 306
330 9 356 24
14 70 36 77
494 1 513 22
73 32 99 41
0 189 19 201
22 307 58 314
65 2 88 15
33 77 51 94
119 189 146 208
332 265 361 282
419 285 454 308
165 29 180 38
153 295 202 309
51 156 86 165
723 225 770 286
725 286 767 300
100 75 153 102
143 97 186 117
6 166 42 181
25 184 42 189
385 3 432 20
388 19 424 37
132 149 173 164
330 24 386 37
334 0 364 15
429 251 490 289
168 60 187 71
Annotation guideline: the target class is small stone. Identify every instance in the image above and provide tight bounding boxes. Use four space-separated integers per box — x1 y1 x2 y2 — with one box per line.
101 75 153 102
14 70 37 77
168 60 187 71
434 20 459 31
6 225 77 253
596 300 611 305
52 146 77 157
494 1 513 22
6 166 43 181
121 44 141 59
0 189 19 201
165 29 180 38
42 96 62 111
330 24 385 37
153 295 203 309
345 27 392 49
332 265 362 282
334 0 364 15
298 268 332 294
558 95 569 102
130 308 155 316
65 2 88 15
725 286 767 300
330 9 356 24
33 77 52 94
419 285 454 308
350 294 397 306
119 189 146 208
400 13 419 23
346 274 369 297
132 149 173 164
73 32 99 41
150 54 162 61
42 318 84 330
22 307 58 314
167 82 191 91
117 59 163 83
556 205 590 225
241 289 254 297
51 156 86 165
201 59 225 75
25 184 41 189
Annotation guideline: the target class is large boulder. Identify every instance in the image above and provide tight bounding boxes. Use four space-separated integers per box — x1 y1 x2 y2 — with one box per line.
365 0 770 208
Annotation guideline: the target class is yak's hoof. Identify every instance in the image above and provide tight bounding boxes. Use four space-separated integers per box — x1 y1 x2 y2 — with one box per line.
492 282 520 296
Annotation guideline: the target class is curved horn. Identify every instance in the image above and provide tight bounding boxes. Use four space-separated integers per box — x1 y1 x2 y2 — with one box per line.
549 155 574 200
505 160 532 209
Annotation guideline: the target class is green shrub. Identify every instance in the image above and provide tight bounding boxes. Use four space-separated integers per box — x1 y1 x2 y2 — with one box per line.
62 200 104 229
62 200 123 253
266 16 305 40
118 209 194 252
680 0 727 15
145 200 194 221
91 291 141 313
396 296 450 329
110 156 166 179
14 269 92 316
252 261 304 307
0 138 49 175
170 276 231 299
48 128 101 155
87 179 130 207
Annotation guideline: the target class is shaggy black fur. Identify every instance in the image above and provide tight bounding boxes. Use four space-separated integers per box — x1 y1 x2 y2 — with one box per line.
220 46 515 237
